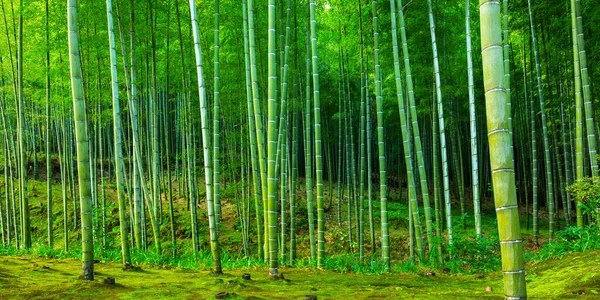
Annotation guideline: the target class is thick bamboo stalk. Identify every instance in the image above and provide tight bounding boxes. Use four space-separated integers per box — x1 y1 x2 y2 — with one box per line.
479 0 526 297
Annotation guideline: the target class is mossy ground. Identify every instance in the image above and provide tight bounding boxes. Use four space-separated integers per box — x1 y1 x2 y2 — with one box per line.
0 249 599 299
1 177 597 298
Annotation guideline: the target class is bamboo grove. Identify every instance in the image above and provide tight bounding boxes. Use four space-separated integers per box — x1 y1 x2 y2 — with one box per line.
0 0 599 297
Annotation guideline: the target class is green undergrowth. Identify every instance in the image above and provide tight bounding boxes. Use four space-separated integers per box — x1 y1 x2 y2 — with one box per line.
4 178 599 276
3 223 598 276
527 225 600 261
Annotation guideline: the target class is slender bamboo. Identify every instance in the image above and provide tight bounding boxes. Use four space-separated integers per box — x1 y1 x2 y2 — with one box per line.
396 0 433 254
305 7 316 261
247 0 269 257
67 0 94 280
528 0 554 240
213 0 222 230
390 0 424 261
574 0 598 178
426 0 452 244
242 0 263 261
466 0 481 238
106 0 131 268
45 0 53 248
17 0 29 249
571 0 584 228
189 0 222 274
266 0 280 278
308 0 325 269
372 0 389 271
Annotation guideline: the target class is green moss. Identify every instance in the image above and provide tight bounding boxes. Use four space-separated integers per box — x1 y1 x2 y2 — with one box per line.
0 250 598 299
526 251 600 298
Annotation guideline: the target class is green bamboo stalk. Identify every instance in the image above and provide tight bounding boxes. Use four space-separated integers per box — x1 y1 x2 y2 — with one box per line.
390 0 424 261
266 0 280 278
372 0 390 271
529 35 538 243
290 110 298 263
162 1 175 257
479 1 526 297
426 0 452 245
358 0 366 260
305 7 316 261
280 114 288 263
561 103 573 224
242 0 263 261
465 0 481 238
45 0 53 248
67 0 94 279
247 0 269 257
130 0 142 249
574 0 598 178
502 0 511 130
56 118 68 251
308 0 325 269
571 0 584 228
149 0 161 237
397 0 433 254
189 0 222 274
528 0 554 240
106 0 131 268
365 54 375 254
0 99 10 247
17 0 29 249
213 0 222 231
432 100 442 262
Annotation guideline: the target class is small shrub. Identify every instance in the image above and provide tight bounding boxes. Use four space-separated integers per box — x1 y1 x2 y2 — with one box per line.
527 225 600 261
445 234 501 274
566 176 600 220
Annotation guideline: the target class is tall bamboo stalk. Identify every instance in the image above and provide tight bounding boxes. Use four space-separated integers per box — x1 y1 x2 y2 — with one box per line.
308 0 325 269
426 0 452 244
371 0 389 271
266 0 280 278
479 0 526 297
45 0 53 248
528 0 554 240
390 0 424 261
466 0 481 238
189 0 222 274
67 0 94 280
106 0 131 268
242 0 263 261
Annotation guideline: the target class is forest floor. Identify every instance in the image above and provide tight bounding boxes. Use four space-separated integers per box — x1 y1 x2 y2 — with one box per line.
0 177 597 299
0 249 599 299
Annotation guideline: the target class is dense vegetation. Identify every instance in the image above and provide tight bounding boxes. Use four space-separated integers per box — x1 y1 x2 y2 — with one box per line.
1 0 599 298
